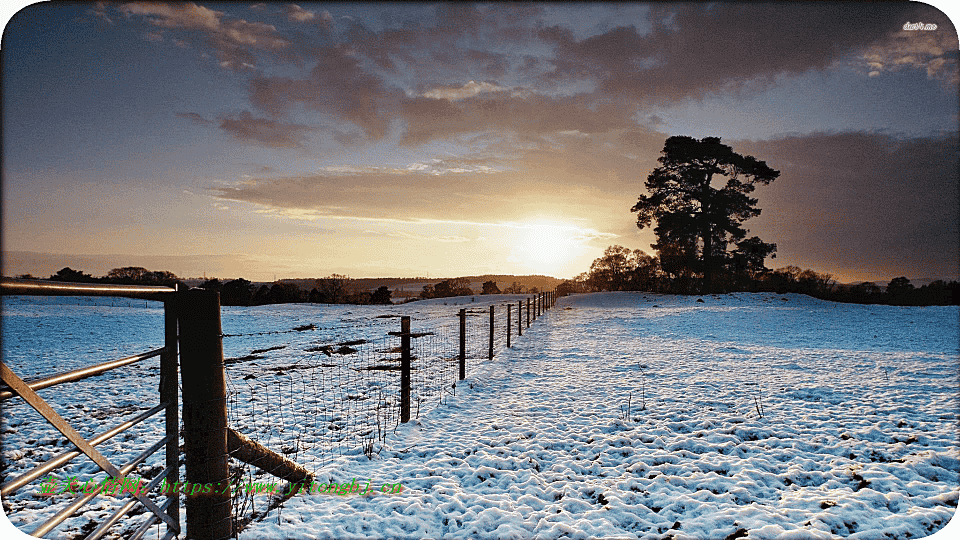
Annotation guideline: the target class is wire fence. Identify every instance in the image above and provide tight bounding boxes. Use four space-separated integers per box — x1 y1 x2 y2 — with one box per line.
220 293 555 533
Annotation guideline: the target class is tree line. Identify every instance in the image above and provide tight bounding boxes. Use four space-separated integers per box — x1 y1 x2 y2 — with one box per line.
553 135 957 306
194 276 393 306
417 278 541 299
24 267 393 307
557 246 958 305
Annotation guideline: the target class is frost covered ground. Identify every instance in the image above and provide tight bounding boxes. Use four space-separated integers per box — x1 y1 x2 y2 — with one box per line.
2 292 958 539
241 292 959 540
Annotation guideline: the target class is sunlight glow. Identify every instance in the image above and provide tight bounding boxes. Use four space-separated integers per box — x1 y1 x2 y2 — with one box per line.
507 220 590 275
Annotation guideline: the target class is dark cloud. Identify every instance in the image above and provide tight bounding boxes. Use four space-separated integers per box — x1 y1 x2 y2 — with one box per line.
540 3 950 104
218 111 315 148
248 44 403 140
734 132 959 280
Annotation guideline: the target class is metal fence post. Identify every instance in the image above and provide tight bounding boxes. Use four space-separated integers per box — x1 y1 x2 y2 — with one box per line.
177 289 232 540
458 309 466 380
507 304 511 348
160 294 180 535
488 305 494 361
400 316 411 422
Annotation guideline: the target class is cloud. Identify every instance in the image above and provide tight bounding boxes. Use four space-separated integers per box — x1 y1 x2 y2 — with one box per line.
539 3 928 104
285 4 315 23
115 2 289 69
732 131 959 280
176 111 212 124
422 80 509 101
248 44 403 140
217 111 315 148
859 20 959 85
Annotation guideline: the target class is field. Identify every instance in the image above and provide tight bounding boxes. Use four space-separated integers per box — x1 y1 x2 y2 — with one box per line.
1 292 958 539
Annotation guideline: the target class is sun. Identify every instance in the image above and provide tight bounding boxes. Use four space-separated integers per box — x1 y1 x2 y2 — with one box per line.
508 220 587 276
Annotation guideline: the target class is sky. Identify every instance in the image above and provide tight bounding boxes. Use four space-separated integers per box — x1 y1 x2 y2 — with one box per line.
2 1 958 283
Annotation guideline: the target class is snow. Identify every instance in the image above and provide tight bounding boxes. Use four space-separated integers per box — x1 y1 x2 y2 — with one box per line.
2 292 958 539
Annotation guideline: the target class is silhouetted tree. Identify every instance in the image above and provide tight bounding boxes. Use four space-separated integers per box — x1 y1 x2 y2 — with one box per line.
106 266 151 283
199 278 223 292
252 285 271 305
318 274 348 303
371 286 392 304
588 245 632 291
626 249 660 291
419 284 435 299
886 276 914 296
729 237 778 290
440 278 474 297
49 267 95 283
481 280 501 295
632 136 779 293
103 267 181 287
656 238 699 292
268 282 305 304
221 278 254 306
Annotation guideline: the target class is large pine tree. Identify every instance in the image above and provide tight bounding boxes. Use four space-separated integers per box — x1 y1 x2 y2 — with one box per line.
632 136 779 293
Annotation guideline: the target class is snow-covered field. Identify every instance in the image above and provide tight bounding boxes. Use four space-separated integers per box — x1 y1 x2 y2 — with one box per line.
2 292 958 539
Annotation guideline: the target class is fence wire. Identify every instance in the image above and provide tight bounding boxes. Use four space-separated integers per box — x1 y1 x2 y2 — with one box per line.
220 296 552 534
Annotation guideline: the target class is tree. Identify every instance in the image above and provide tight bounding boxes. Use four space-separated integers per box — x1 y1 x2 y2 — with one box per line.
199 278 223 292
103 267 181 287
221 278 254 306
626 249 660 291
886 276 914 304
481 280 501 295
268 282 305 304
371 286 392 304
588 245 632 291
49 267 95 283
252 285 271 305
503 281 525 294
449 277 473 296
106 266 151 284
311 274 348 303
729 236 777 290
419 284 435 299
632 136 779 293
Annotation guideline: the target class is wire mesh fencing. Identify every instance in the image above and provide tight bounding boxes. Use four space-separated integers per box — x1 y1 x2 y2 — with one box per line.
219 294 555 533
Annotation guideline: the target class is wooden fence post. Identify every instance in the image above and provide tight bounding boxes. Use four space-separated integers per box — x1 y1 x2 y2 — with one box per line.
527 298 531 328
177 289 232 540
518 300 522 336
160 295 180 534
459 309 466 380
507 304 511 348
488 305 494 361
400 316 411 423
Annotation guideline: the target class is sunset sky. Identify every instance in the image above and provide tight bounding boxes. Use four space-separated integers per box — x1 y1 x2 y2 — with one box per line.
2 1 958 283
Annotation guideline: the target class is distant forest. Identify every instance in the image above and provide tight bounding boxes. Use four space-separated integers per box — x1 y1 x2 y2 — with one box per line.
557 245 960 306
18 267 560 307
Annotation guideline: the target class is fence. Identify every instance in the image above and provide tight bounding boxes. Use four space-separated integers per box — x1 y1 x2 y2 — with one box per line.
1 280 556 539
219 291 557 534
0 278 180 540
